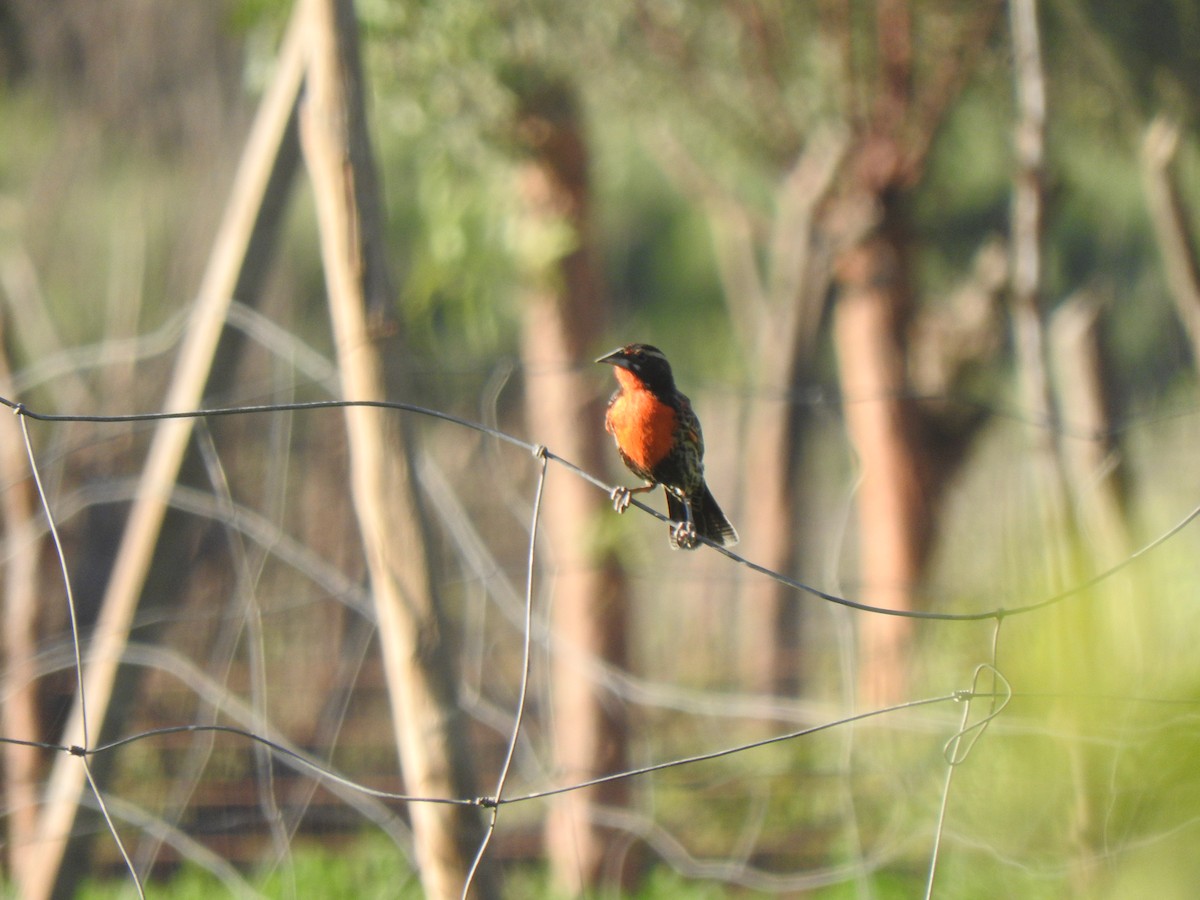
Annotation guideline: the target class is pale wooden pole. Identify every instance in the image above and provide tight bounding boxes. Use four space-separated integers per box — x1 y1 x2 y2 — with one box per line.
1008 0 1075 574
0 313 42 888
298 0 496 896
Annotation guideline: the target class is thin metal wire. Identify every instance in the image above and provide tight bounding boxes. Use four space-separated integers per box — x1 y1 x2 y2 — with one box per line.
81 755 146 899
498 694 959 806
16 407 147 898
16 409 89 748
926 663 1012 897
6 395 1192 625
462 445 549 897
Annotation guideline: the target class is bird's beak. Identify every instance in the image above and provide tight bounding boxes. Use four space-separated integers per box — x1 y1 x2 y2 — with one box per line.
595 347 627 366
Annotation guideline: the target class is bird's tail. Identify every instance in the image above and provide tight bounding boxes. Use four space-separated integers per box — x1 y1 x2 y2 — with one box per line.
667 484 739 549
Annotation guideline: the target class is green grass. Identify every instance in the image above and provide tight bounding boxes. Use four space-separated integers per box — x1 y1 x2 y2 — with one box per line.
62 840 929 899
74 835 423 900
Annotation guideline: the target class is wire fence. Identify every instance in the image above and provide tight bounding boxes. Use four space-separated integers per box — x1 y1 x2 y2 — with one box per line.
2 383 1199 898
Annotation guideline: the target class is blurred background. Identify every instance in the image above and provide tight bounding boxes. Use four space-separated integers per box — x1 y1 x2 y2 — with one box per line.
2 0 1200 896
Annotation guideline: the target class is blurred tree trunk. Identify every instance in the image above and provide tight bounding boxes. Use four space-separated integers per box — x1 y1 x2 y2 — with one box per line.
1010 3 1096 890
513 78 634 895
725 139 844 696
833 222 929 705
1009 0 1075 573
1051 293 1138 668
299 0 496 897
734 141 849 696
829 0 933 706
1050 294 1131 576
653 120 845 697
828 0 1005 705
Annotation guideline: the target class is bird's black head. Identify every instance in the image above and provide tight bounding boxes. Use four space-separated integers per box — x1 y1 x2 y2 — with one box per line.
595 343 676 397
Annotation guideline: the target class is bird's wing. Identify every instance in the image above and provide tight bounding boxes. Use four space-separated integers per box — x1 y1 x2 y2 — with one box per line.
675 391 704 456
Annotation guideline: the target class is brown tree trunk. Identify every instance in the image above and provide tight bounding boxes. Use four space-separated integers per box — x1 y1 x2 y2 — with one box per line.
833 225 929 706
739 391 804 694
513 79 634 895
823 0 1006 707
832 3 928 707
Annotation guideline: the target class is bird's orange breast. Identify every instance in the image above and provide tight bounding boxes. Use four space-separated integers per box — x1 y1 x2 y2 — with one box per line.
605 381 678 473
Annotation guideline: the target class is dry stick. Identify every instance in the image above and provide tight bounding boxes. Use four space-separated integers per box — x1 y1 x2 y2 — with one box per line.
20 8 309 898
299 0 495 896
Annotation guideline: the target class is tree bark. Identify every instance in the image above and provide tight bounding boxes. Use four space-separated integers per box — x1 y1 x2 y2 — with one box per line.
833 226 928 706
826 0 1004 706
513 78 634 895
299 0 495 897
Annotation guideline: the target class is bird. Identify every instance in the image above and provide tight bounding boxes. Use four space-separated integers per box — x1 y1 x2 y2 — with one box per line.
595 343 738 550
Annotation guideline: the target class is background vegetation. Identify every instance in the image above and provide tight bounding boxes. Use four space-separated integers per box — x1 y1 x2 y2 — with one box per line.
2 0 1200 896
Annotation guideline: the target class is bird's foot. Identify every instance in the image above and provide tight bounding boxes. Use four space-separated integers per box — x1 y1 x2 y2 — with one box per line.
610 486 633 514
670 519 698 550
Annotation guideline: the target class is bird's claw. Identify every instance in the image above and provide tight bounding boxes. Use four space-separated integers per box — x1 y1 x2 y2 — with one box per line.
671 519 698 550
610 486 633 514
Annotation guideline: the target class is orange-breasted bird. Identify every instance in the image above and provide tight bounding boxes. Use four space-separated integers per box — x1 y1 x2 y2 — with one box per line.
596 343 738 550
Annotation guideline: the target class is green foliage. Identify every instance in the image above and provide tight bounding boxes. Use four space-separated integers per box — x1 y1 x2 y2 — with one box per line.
254 838 423 898
593 137 731 364
361 1 524 355
1064 0 1200 123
